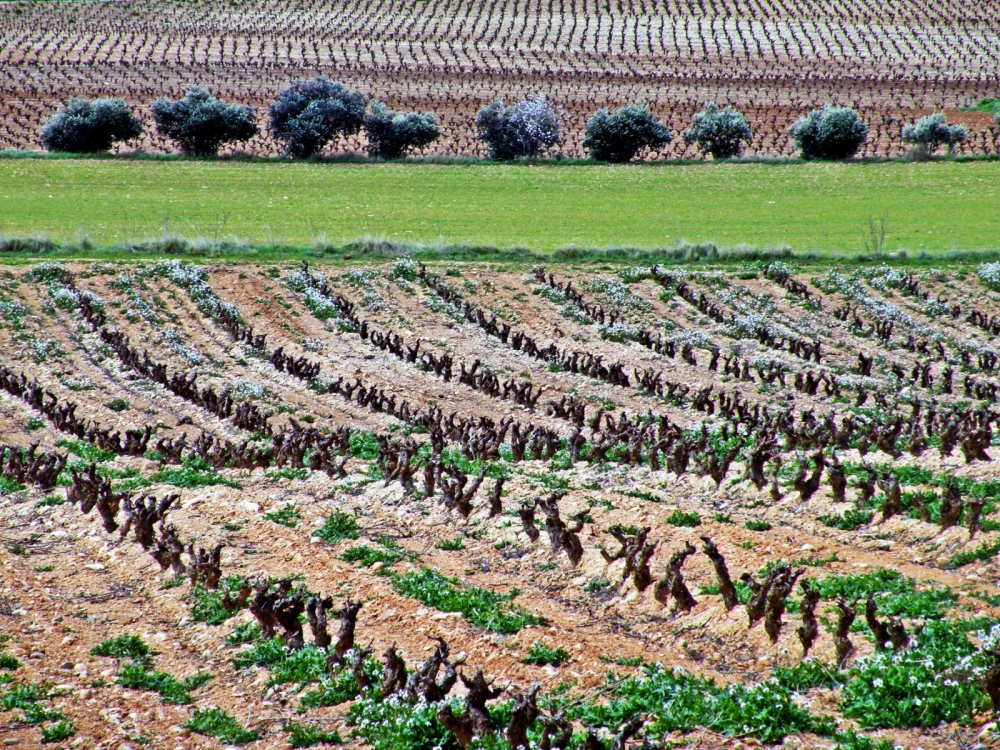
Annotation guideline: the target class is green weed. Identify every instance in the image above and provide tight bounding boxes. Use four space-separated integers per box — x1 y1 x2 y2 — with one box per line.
153 458 240 489
316 511 361 543
184 707 260 745
299 658 381 709
584 579 613 594
40 721 75 743
187 575 247 625
55 439 115 462
522 642 571 667
284 722 343 747
264 504 301 527
267 467 309 481
91 635 153 662
390 568 544 634
116 663 211 704
234 639 328 686
226 622 262 646
948 538 1000 568
340 545 400 569
832 731 896 750
817 509 873 530
666 510 701 527
570 664 832 744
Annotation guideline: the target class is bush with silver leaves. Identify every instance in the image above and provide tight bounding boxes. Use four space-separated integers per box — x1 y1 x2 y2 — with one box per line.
684 103 752 159
583 103 671 163
364 101 440 159
789 106 868 161
152 87 258 157
268 77 365 158
476 95 561 160
41 97 143 153
902 113 967 156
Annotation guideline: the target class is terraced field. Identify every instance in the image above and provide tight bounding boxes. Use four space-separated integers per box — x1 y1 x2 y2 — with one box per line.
3 258 1000 748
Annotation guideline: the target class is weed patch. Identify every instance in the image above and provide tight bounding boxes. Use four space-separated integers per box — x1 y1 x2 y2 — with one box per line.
390 568 544 633
264 504 301 527
522 642 571 667
184 707 260 745
316 511 362 543
666 510 701 527
91 635 153 662
116 663 211 704
284 722 343 747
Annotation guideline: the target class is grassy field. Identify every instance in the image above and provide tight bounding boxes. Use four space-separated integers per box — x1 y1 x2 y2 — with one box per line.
1 157 998 253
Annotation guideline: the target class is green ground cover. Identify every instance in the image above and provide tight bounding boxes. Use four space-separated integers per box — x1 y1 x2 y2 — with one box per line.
1 157 999 254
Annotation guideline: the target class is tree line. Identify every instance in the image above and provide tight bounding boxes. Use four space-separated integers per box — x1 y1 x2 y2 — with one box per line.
39 77 977 163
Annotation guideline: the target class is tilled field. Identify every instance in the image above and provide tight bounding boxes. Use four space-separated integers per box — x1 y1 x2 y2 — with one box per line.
3 258 1000 748
1 0 999 158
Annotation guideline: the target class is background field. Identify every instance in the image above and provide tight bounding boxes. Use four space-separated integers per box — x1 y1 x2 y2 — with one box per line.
3 158 1000 253
1 0 999 158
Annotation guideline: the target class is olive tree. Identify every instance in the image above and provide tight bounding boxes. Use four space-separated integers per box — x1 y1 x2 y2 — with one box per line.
152 87 257 157
268 78 366 158
476 95 560 160
41 97 143 153
902 113 967 156
789 106 868 160
582 104 671 163
364 101 440 159
684 103 752 159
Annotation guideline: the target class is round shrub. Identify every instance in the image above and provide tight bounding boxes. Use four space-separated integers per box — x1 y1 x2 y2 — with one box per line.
268 77 365 158
582 103 671 163
151 87 257 157
476 95 561 161
902 113 967 156
40 97 143 153
684 103 752 159
789 106 868 160
364 101 440 159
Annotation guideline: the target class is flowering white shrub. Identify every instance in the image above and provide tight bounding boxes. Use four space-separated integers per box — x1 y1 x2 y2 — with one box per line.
284 269 313 292
862 265 907 292
155 260 240 323
162 329 201 365
387 257 419 282
48 284 80 311
359 287 387 312
616 266 653 284
673 330 715 350
763 261 795 284
727 312 771 340
978 262 1000 291
230 380 265 401
302 287 340 320
815 271 915 326
476 95 561 160
598 323 639 342
588 277 651 313
342 267 381 288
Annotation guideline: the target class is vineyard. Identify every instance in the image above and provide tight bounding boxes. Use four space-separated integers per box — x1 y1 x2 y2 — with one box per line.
1 0 1000 158
3 257 1000 748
